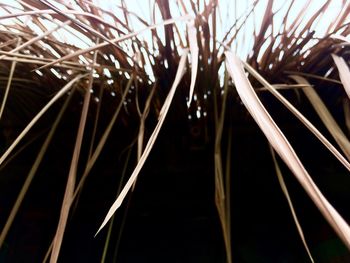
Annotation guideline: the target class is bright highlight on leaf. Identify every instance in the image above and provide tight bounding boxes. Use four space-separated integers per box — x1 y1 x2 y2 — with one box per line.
96 50 189 235
0 74 87 166
332 54 350 100
243 62 350 173
291 75 350 161
187 21 199 107
226 51 350 250
1 1 350 262
270 147 314 263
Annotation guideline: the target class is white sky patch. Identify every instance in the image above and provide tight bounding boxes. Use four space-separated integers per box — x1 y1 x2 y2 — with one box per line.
254 0 269 36
0 0 346 80
109 54 116 62
78 55 90 65
51 29 64 43
62 26 93 49
103 68 112 78
35 70 43 76
144 62 155 82
124 72 131 79
114 60 120 69
46 0 69 11
26 20 44 35
257 38 271 63
126 57 134 66
278 50 285 61
38 17 56 31
218 62 225 88
39 40 61 58
1 0 23 10
139 47 155 82
149 55 155 65
50 68 62 79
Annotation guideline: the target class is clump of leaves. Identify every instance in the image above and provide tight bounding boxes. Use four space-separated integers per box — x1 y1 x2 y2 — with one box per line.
0 0 350 262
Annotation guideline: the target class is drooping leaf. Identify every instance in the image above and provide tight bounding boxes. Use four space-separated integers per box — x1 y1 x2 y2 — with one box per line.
50 45 98 263
0 74 88 167
0 38 19 120
226 51 350 250
0 87 74 249
291 75 350 161
243 62 350 173
187 21 199 107
214 67 232 263
96 50 189 235
332 54 350 100
270 147 314 263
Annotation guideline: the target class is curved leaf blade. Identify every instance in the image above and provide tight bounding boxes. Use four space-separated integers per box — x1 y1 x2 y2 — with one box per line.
225 51 350 250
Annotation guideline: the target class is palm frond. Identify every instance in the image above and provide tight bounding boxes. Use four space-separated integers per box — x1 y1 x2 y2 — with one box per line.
1 1 350 262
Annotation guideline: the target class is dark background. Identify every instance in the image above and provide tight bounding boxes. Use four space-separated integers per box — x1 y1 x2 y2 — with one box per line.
0 85 350 263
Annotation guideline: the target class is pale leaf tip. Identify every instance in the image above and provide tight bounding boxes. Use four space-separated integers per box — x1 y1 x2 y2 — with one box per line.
95 217 109 237
187 99 192 108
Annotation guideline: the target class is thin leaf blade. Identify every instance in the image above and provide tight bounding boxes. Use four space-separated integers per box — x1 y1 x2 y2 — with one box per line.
225 51 350 250
187 21 198 107
96 50 189 235
332 54 350 100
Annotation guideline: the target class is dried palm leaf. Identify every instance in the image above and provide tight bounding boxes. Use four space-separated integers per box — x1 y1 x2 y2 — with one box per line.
226 50 350 250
